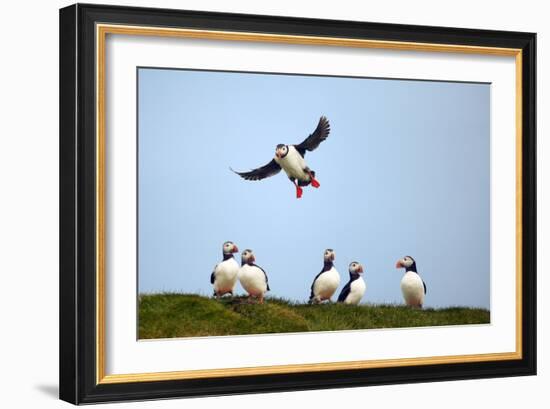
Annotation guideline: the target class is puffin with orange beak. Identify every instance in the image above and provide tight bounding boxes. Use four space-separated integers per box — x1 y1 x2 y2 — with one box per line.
232 116 330 198
395 255 426 308
238 249 270 303
337 262 366 305
210 241 239 298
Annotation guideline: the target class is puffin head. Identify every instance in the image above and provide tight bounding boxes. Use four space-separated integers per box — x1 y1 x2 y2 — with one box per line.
275 144 289 159
241 249 256 265
396 255 416 270
222 241 239 254
324 248 336 262
349 261 364 275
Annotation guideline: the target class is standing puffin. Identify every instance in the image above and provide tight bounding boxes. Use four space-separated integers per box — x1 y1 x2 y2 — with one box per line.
395 256 426 308
337 262 366 305
309 249 340 303
210 241 239 298
238 249 270 303
232 116 331 198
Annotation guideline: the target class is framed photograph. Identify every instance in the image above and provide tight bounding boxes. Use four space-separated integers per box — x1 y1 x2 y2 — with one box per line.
59 3 536 404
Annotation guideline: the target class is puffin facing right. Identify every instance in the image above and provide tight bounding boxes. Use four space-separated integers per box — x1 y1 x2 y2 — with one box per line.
337 262 366 305
395 255 426 308
210 241 239 298
239 249 270 304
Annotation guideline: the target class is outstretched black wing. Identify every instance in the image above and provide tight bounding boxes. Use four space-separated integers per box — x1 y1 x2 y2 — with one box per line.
254 264 270 292
337 280 352 303
231 159 281 181
295 116 331 157
423 281 427 294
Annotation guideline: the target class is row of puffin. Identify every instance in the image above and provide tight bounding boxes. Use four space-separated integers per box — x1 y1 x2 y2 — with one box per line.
311 251 426 307
211 242 270 303
211 242 427 307
310 249 367 305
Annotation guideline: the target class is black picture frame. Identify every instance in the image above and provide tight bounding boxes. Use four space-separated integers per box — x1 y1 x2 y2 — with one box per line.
59 3 536 405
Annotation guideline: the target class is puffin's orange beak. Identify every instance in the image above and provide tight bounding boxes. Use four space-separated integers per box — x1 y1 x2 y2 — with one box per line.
275 152 281 159
251 255 255 263
396 260 403 268
357 266 363 273
232 245 239 253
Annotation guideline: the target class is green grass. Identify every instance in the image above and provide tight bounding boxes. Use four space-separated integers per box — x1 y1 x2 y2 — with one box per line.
138 293 490 339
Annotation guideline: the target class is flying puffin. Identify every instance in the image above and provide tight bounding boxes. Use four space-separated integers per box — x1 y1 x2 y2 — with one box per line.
337 262 366 305
232 116 331 198
238 249 270 303
210 241 239 298
395 255 426 308
309 249 340 303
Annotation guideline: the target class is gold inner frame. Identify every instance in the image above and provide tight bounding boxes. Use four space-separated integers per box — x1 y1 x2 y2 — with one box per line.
95 23 523 385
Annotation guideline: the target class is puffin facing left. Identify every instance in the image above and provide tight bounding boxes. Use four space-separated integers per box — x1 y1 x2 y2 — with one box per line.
395 255 426 308
210 241 239 299
231 116 331 198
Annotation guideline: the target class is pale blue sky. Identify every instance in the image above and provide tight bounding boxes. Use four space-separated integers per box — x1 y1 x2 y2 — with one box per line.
138 67 490 309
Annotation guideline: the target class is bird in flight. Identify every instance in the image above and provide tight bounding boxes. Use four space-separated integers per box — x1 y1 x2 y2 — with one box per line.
232 116 331 198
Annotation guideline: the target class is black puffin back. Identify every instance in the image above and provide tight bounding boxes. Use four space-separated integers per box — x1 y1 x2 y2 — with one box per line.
337 272 361 302
253 263 270 291
405 258 426 294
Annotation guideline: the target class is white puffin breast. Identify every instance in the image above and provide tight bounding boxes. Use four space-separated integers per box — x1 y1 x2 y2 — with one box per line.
275 146 309 180
239 264 268 296
213 258 239 293
400 271 425 307
344 277 366 305
313 267 340 300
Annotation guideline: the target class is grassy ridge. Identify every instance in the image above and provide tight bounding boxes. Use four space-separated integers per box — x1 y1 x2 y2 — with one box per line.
138 293 490 339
